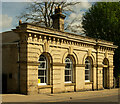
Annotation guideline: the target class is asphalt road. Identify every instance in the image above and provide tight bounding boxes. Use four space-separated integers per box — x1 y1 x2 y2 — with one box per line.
1 88 119 104
2 95 119 104
63 94 119 102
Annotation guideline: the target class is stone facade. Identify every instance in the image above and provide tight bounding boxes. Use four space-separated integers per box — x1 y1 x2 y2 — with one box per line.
2 7 117 95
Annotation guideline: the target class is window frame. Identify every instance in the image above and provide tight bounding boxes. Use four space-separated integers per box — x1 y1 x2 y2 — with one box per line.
38 55 48 85
65 57 73 83
85 58 91 82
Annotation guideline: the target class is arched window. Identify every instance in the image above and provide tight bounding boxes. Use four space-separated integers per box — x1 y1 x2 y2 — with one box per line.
65 57 73 83
38 55 47 85
85 57 92 82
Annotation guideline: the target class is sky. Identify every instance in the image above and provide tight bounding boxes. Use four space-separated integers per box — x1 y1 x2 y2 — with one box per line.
1 0 120 33
0 0 95 33
0 1 103 34
1 2 30 32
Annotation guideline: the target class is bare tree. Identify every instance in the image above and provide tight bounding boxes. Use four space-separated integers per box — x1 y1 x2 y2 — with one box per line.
18 1 81 31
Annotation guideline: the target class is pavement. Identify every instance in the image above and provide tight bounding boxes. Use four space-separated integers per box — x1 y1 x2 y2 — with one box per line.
1 88 119 103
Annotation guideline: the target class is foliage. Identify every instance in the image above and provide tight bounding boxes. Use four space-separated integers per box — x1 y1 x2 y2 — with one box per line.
82 2 120 78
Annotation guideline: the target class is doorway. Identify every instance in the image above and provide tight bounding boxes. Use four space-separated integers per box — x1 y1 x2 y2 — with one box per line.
103 67 108 88
103 58 109 89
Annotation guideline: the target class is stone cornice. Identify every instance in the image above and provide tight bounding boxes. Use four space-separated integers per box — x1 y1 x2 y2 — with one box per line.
13 23 118 49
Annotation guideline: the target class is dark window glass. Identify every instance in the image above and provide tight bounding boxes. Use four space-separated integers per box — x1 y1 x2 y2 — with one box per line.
65 58 70 62
65 76 69 81
85 60 89 64
85 76 89 80
85 70 89 74
39 77 44 83
85 65 89 69
65 70 69 75
38 70 44 76
38 62 45 68
39 55 46 61
65 63 70 68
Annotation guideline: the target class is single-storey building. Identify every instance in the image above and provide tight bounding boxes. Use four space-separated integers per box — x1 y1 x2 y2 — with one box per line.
2 6 117 95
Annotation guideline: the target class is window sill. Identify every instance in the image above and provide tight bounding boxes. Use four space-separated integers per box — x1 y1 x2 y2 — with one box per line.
38 85 52 89
85 82 93 85
65 83 76 86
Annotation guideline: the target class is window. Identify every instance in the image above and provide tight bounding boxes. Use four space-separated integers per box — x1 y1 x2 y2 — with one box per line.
38 55 47 85
85 58 91 82
65 57 73 83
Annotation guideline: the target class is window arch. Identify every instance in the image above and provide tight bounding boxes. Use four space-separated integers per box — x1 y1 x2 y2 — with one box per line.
38 55 47 85
65 57 73 83
85 57 92 82
103 58 109 66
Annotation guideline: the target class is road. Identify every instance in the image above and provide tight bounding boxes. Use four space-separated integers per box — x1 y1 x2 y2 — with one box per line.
1 88 119 104
63 95 119 102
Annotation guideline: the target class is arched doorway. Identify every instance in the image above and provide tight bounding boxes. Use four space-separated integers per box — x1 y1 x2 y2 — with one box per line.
103 58 109 88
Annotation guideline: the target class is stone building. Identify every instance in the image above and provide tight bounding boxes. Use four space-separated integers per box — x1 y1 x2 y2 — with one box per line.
2 7 117 95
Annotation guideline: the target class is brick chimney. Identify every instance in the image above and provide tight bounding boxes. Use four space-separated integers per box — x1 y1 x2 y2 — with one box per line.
51 6 66 31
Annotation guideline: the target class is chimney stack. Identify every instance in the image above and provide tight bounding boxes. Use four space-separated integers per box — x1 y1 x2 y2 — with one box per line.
51 6 66 31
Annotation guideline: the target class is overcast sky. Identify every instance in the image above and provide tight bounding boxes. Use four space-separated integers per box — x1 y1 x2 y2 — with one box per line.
0 1 93 33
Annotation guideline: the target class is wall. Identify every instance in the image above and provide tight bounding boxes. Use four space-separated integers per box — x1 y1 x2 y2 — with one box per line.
11 23 116 94
2 44 19 93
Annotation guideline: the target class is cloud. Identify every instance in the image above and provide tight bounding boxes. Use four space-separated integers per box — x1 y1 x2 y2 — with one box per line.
0 14 13 29
65 1 92 34
1 0 34 2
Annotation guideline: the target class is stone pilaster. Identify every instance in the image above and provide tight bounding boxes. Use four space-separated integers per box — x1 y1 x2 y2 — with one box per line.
26 38 40 95
96 48 104 90
27 64 38 95
92 65 97 90
20 33 39 95
51 64 65 93
108 66 114 88
75 65 85 91
97 66 103 89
